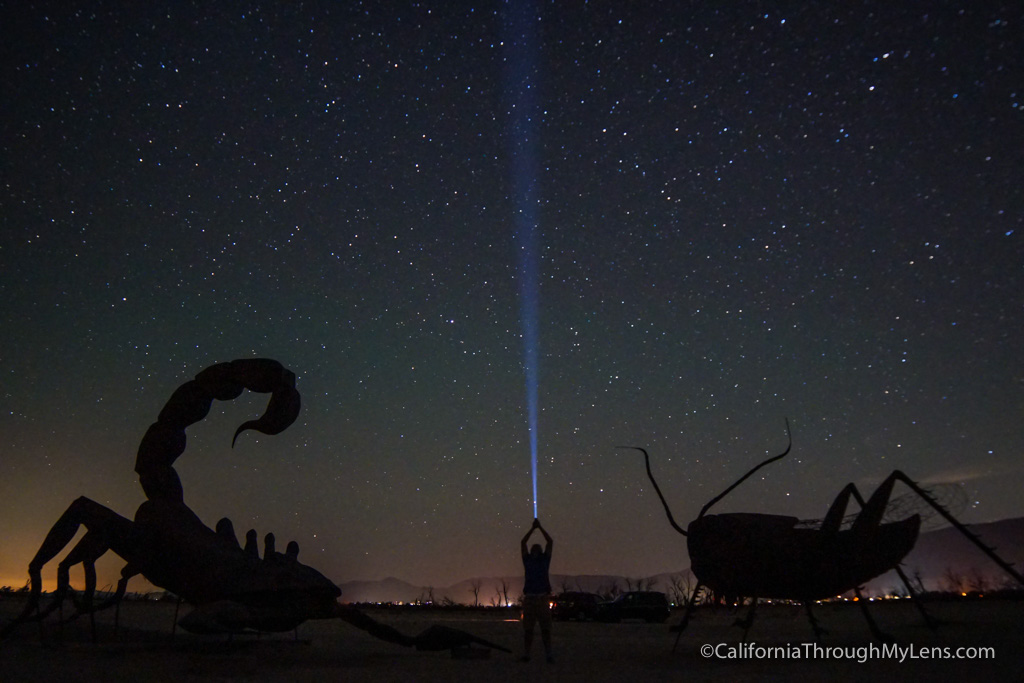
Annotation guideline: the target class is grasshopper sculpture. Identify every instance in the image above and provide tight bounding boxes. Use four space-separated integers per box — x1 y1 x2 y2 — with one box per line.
624 420 1024 642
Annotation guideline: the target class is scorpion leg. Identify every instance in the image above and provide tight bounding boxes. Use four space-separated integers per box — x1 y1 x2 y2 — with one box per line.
2 497 134 639
58 528 117 643
96 564 142 637
62 529 113 615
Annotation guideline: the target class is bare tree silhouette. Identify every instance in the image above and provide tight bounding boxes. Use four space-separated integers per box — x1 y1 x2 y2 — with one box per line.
667 569 695 606
967 567 989 594
599 578 621 600
942 567 967 594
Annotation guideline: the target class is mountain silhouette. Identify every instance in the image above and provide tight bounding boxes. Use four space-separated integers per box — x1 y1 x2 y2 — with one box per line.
337 517 1024 604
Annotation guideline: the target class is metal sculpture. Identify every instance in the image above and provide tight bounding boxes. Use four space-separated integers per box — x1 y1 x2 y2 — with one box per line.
2 358 508 654
623 420 1024 642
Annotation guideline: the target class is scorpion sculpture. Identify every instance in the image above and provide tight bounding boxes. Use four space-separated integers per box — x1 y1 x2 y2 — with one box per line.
624 420 1024 642
3 358 508 653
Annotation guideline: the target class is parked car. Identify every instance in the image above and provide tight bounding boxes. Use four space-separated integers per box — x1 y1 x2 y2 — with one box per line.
551 591 603 621
596 591 671 623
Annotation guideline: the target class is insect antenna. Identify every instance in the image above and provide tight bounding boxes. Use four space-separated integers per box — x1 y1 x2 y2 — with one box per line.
698 418 792 518
619 446 688 536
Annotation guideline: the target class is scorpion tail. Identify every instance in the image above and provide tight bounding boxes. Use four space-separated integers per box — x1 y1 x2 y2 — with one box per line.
136 358 301 502
231 377 301 446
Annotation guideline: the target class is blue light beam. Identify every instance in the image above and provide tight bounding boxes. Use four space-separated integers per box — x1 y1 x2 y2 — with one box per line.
504 0 541 519
520 216 540 520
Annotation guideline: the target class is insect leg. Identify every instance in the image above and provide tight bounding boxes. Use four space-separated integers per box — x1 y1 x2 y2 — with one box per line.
803 601 826 642
671 582 703 651
735 597 758 642
821 483 868 534
850 472 903 537
854 587 893 642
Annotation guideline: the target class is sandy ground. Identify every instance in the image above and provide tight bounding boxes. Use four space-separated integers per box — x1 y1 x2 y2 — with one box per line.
1 596 1021 682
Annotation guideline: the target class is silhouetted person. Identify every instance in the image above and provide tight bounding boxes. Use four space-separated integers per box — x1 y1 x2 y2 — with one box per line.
264 532 276 558
285 540 299 561
520 518 554 663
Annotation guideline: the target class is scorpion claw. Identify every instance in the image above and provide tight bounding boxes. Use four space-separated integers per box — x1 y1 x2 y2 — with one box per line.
412 625 512 652
333 606 511 652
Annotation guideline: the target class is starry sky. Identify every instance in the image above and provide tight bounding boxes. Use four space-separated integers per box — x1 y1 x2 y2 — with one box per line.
2 2 1022 593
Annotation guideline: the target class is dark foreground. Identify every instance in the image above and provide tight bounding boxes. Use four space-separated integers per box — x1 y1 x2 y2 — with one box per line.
1 596 1021 682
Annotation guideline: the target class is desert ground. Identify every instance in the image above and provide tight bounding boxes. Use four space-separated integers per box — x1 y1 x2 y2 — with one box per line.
1 596 1021 682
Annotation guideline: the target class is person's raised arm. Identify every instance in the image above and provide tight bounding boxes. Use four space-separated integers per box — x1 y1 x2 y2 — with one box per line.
521 518 540 557
535 520 553 555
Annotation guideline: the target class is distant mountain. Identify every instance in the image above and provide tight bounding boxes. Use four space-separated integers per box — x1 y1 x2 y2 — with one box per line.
337 574 641 606
336 577 429 605
336 575 532 606
337 517 1024 604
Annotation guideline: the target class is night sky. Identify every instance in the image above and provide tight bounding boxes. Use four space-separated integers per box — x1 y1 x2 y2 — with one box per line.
2 3 1022 593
